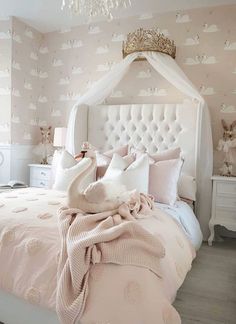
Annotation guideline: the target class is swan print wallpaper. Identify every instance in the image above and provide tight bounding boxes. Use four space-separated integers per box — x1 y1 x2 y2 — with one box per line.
0 4 236 171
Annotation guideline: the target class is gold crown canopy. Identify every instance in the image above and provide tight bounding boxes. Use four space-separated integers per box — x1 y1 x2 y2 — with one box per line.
122 28 176 60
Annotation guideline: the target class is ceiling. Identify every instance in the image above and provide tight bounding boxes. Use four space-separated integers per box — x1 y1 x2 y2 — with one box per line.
0 0 236 33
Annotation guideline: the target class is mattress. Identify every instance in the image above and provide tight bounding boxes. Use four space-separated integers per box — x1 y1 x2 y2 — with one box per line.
0 188 202 324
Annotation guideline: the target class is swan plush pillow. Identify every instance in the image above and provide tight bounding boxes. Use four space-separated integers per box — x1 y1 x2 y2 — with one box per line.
53 150 95 191
103 153 149 194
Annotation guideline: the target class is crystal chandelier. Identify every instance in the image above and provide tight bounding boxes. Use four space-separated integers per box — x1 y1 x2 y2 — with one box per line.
61 0 132 20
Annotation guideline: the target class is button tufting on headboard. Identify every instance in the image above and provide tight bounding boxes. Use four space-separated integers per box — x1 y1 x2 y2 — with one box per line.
84 103 199 177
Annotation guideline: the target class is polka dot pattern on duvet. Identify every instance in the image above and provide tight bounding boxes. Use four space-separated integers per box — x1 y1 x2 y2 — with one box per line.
37 212 53 220
26 197 39 201
4 195 18 199
124 281 142 304
12 207 28 213
25 287 41 304
48 201 60 206
1 229 15 245
26 238 42 256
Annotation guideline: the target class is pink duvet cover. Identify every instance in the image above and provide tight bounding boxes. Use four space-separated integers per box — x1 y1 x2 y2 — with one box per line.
0 188 195 324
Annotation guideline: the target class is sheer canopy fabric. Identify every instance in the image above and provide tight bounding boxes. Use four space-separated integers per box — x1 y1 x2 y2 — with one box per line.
66 51 213 239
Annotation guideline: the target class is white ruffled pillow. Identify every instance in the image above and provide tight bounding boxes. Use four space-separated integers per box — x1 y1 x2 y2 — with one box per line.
149 158 183 205
104 153 149 194
53 150 95 191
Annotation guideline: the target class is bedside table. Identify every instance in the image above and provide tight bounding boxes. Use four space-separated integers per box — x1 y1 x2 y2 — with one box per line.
28 164 52 189
208 175 236 246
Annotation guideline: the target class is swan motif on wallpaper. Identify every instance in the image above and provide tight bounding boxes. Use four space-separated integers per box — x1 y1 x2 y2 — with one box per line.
139 13 153 20
203 23 219 33
200 85 216 96
184 54 217 65
88 26 101 34
184 56 201 65
137 69 152 79
30 119 37 126
96 45 109 54
0 87 11 95
138 88 167 97
30 52 38 61
111 33 125 42
51 109 62 117
0 68 10 78
110 90 124 98
11 115 21 124
220 104 236 113
176 12 191 23
12 61 21 70
24 81 32 90
39 46 49 54
97 62 115 72
58 77 70 85
25 28 34 39
72 66 83 74
29 103 37 110
0 123 10 132
224 40 236 51
184 35 200 46
0 30 11 39
67 158 132 213
11 31 22 43
201 54 217 64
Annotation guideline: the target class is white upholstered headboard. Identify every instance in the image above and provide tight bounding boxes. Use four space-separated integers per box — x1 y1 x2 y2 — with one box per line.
75 103 200 178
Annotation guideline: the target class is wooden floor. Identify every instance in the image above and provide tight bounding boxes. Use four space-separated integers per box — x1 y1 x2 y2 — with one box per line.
174 239 236 324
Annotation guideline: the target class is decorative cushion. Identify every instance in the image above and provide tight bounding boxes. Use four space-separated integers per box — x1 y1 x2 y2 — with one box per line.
151 147 181 163
96 145 128 166
149 158 183 205
178 173 196 201
96 145 133 179
104 153 149 194
129 146 181 164
53 150 95 191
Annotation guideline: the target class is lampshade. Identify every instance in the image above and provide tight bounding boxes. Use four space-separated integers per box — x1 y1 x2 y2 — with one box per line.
53 127 67 147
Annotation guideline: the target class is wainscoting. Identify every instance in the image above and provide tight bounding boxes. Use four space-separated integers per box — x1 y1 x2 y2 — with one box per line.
0 144 36 185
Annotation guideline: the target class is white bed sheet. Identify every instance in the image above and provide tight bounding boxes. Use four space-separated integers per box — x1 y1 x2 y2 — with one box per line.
0 195 201 324
154 200 203 250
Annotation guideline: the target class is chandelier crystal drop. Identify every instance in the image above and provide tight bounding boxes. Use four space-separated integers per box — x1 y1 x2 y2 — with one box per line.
61 0 132 20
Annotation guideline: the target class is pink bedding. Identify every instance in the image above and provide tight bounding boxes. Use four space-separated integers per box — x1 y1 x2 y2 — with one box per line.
0 188 195 324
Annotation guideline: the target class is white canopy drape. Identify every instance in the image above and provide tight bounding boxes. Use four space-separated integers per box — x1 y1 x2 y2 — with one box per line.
66 51 213 239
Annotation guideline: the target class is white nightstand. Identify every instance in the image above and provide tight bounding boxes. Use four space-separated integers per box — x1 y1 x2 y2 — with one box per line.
28 164 52 189
208 175 236 246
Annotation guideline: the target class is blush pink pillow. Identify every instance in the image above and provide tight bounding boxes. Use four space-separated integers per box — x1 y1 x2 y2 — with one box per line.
150 147 181 163
129 147 181 164
149 158 183 205
96 145 128 167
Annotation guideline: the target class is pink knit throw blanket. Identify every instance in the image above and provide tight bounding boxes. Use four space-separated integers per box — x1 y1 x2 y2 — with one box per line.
56 193 165 324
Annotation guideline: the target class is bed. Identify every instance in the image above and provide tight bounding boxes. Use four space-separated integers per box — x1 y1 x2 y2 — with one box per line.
0 103 203 324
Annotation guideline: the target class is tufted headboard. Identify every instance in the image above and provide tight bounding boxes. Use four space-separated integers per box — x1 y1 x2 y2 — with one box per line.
75 103 200 178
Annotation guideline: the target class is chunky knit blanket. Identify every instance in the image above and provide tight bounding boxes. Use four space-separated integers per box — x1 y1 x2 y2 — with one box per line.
56 193 165 324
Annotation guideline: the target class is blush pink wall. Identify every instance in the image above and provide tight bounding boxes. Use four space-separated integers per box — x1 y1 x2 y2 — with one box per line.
0 5 236 172
42 4 236 171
